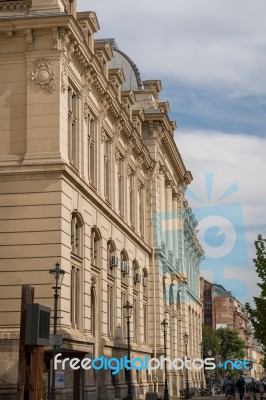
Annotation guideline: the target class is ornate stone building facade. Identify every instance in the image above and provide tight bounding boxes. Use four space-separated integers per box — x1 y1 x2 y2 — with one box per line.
0 1 203 399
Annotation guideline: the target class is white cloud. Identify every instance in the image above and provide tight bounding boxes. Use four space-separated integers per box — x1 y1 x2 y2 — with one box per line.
79 0 266 95
175 130 266 303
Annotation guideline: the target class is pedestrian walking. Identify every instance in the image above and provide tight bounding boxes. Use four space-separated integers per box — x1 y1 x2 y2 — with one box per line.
223 372 236 399
237 374 245 400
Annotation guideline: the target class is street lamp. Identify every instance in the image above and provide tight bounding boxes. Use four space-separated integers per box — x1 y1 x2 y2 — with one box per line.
49 262 65 400
161 319 169 400
183 332 190 399
123 301 133 400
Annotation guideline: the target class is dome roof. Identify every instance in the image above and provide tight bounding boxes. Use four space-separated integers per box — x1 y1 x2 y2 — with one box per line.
100 39 143 91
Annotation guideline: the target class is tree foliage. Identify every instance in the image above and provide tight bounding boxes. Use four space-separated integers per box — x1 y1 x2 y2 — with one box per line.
202 326 220 359
245 234 266 348
202 326 245 360
216 328 245 359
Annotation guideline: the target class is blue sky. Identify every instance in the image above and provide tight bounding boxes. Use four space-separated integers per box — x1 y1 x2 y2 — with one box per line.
78 0 266 304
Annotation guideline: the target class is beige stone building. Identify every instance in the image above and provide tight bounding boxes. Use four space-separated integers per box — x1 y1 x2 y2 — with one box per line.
251 339 264 379
0 1 203 399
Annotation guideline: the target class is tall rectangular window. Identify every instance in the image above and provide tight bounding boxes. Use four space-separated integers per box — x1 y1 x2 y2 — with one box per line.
71 215 81 256
143 302 148 344
121 291 127 338
88 120 97 186
107 284 113 337
70 265 80 329
118 156 124 216
104 138 111 201
68 87 78 168
139 183 144 237
129 172 135 228
133 297 138 343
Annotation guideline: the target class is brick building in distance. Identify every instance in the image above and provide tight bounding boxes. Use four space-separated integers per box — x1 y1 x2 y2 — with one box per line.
200 278 253 364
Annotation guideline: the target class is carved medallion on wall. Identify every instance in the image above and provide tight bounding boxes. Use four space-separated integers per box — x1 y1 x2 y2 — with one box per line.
32 57 55 93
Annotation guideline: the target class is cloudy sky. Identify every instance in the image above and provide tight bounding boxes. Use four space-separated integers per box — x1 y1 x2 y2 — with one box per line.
78 0 266 305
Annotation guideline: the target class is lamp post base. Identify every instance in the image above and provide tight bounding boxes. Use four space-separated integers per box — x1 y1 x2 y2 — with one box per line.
163 387 170 400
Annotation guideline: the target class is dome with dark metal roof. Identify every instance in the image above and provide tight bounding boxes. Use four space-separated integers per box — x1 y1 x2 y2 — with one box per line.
96 38 143 91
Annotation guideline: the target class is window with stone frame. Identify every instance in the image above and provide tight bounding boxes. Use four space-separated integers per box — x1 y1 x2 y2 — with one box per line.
138 181 145 237
121 291 127 339
116 151 124 216
120 250 129 285
70 211 83 330
128 168 135 228
133 259 140 343
103 134 111 202
133 296 138 343
90 227 101 267
68 86 78 169
142 268 149 346
107 239 116 276
71 213 83 256
87 115 97 187
107 283 114 338
91 284 96 336
70 264 81 329
142 268 148 299
143 301 148 345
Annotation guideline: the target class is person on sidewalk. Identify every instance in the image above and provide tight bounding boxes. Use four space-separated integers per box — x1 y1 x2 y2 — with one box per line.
236 374 245 400
223 372 236 399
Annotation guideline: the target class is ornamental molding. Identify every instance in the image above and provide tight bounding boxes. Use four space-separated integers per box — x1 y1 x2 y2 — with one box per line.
32 57 55 93
0 1 31 13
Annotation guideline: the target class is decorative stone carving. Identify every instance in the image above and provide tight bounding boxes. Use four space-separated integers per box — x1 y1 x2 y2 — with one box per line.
32 57 55 93
0 1 31 13
91 276 97 287
115 148 121 162
61 63 68 94
84 69 95 92
101 128 107 143
84 102 90 121
52 27 59 49
26 29 33 51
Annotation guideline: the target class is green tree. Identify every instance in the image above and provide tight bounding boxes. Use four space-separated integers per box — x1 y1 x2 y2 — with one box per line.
216 328 245 360
245 234 266 348
202 326 220 359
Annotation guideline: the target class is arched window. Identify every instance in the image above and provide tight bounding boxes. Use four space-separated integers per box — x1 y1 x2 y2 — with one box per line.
107 239 117 275
68 86 78 168
71 212 83 256
121 250 129 285
90 226 101 267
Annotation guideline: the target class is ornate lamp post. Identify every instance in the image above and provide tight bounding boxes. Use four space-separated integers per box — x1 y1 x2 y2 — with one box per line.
123 301 133 400
183 332 190 399
49 262 65 400
161 319 169 400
